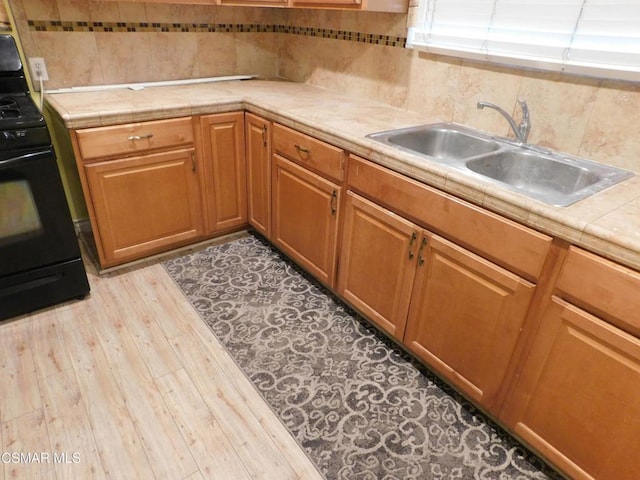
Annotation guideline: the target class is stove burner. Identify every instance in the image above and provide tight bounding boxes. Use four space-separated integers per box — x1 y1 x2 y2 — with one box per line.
0 97 17 109
0 37 46 135
0 94 44 128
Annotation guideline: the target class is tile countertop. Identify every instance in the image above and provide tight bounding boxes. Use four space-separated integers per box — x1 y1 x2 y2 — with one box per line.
46 79 640 272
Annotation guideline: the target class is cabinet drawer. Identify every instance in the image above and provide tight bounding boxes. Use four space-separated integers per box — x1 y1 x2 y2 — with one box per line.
75 117 194 162
555 246 640 336
272 123 345 183
347 155 551 282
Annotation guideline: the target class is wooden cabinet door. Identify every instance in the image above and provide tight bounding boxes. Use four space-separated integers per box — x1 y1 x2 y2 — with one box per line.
404 234 535 413
245 113 271 239
200 112 247 234
84 148 204 267
272 154 340 288
501 297 640 480
337 191 421 341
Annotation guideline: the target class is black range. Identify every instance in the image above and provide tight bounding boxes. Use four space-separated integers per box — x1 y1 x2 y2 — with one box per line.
0 34 89 321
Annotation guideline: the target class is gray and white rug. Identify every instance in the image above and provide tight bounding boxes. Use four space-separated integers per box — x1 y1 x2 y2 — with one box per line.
163 233 562 480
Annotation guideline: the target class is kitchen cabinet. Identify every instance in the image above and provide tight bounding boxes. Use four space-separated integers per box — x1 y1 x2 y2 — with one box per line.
73 117 205 268
343 154 550 413
100 0 215 4
403 233 535 411
291 0 361 7
220 0 287 5
337 191 420 340
501 246 640 480
74 117 194 162
345 156 551 283
57 82 640 480
108 0 406 12
245 113 272 239
83 148 205 268
272 155 341 288
199 112 247 234
272 123 345 184
271 123 345 288
290 0 406 11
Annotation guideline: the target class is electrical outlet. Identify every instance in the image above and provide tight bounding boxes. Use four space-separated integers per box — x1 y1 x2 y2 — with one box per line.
28 57 49 82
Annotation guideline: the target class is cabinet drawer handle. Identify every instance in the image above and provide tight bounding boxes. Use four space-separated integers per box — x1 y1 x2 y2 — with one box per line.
294 144 310 156
127 133 154 141
417 237 428 266
330 190 337 216
408 232 417 260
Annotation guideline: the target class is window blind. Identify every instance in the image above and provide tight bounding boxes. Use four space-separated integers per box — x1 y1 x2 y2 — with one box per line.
407 0 640 81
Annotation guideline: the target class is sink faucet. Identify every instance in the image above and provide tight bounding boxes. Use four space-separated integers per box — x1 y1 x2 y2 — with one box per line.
477 99 531 144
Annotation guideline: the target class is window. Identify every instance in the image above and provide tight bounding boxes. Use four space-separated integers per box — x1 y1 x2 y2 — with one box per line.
407 0 640 81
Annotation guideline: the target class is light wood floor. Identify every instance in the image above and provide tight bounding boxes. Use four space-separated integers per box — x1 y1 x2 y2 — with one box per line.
0 236 324 480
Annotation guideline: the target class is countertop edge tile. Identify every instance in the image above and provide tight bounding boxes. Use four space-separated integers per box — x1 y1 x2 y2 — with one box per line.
579 223 640 270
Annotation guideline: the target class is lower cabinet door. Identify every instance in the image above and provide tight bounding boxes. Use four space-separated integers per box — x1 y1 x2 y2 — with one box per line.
85 148 205 267
272 154 340 287
245 113 271 239
501 297 640 480
337 191 420 341
403 234 535 413
200 112 247 234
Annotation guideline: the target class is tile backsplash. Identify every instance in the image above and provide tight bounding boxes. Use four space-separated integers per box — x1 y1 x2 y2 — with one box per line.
8 0 640 173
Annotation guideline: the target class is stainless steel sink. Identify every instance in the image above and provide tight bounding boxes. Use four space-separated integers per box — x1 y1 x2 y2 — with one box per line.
366 123 500 163
366 122 634 206
466 150 633 206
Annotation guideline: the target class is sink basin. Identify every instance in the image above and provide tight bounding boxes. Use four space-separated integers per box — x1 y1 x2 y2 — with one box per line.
466 149 634 206
366 124 500 163
367 122 634 206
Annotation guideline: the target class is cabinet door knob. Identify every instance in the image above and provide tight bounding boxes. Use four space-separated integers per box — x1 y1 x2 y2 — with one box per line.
191 152 196 173
262 124 268 147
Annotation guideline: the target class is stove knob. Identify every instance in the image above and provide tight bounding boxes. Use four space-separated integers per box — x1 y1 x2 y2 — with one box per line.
2 131 16 141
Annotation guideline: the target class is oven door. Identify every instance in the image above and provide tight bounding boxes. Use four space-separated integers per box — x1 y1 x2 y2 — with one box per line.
0 147 81 277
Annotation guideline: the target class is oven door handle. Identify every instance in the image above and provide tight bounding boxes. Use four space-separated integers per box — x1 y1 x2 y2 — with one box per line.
0 148 53 168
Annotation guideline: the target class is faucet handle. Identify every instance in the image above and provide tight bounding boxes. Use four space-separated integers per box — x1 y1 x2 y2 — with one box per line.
517 99 531 143
518 99 529 120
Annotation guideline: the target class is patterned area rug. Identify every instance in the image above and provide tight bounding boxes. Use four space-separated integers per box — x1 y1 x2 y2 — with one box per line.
163 234 561 480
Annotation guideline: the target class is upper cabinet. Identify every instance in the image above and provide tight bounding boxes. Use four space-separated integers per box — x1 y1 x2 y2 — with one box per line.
219 0 288 6
110 0 407 12
290 0 407 11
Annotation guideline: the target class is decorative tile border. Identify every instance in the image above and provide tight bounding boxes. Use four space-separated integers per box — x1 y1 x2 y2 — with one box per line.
27 20 406 47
